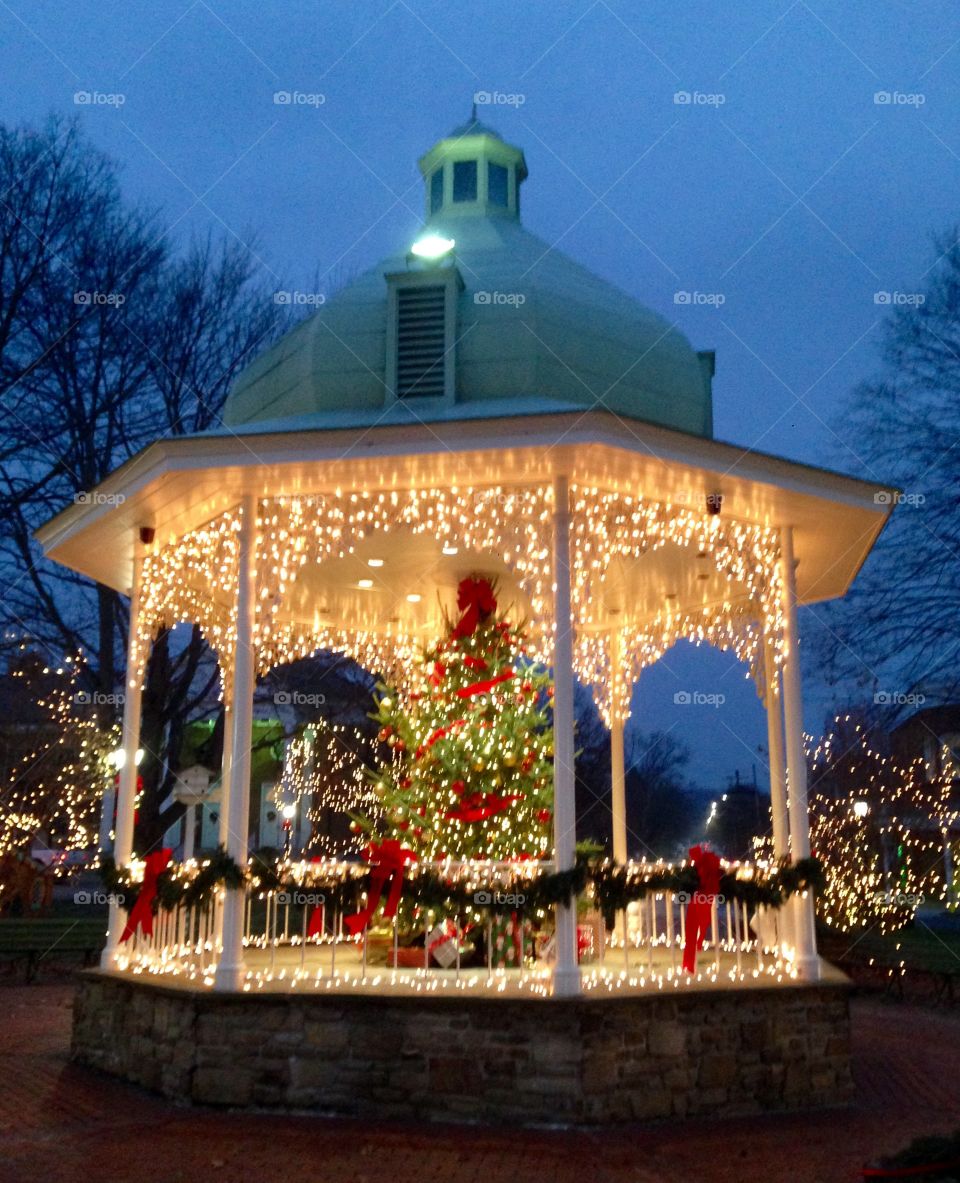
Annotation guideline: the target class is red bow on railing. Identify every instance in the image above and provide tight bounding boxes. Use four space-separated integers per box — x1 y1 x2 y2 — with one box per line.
691 844 722 896
451 577 497 640
120 848 172 943
343 839 415 936
681 845 722 973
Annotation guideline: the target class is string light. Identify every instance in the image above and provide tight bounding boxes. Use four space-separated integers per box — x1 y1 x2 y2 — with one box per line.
0 651 118 860
807 715 959 932
130 486 785 719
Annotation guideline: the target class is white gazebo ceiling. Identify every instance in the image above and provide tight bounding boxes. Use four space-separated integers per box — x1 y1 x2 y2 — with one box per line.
35 410 895 612
595 548 747 630
259 536 744 638
271 533 532 639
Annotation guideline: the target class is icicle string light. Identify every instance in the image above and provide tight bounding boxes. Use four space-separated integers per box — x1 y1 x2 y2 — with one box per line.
129 485 785 717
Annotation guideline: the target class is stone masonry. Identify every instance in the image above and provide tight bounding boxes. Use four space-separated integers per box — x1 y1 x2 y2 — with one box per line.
72 973 853 1124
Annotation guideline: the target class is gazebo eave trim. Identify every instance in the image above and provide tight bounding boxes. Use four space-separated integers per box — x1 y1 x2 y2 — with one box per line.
34 409 896 605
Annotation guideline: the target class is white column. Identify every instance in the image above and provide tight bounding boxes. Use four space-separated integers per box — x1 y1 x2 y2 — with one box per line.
762 640 789 858
763 636 793 952
98 783 116 854
610 629 628 864
182 803 197 863
552 474 580 997
779 526 819 981
215 495 257 991
217 704 235 847
101 546 145 969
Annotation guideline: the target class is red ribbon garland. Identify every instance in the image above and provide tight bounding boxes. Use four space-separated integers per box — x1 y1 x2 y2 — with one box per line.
343 839 415 936
681 845 722 973
120 848 172 942
445 791 521 823
415 717 466 758
455 669 514 699
451 577 497 640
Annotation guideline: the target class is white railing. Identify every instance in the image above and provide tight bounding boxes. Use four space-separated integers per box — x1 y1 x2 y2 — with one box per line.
110 858 797 991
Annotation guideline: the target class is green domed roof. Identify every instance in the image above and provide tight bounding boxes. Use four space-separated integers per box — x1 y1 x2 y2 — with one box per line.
222 125 714 438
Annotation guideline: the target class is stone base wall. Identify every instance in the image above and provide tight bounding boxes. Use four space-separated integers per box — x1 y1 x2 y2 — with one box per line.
72 973 853 1124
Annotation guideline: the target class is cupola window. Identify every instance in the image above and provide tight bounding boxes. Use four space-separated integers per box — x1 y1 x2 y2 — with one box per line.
452 160 477 202
430 168 444 215
418 117 527 221
488 162 508 207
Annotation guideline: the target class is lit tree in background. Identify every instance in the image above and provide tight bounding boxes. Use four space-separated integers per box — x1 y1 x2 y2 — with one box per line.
354 577 554 861
808 714 957 932
274 722 377 858
0 651 116 858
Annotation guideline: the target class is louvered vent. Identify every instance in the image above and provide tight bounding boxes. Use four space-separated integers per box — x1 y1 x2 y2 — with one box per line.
396 285 446 397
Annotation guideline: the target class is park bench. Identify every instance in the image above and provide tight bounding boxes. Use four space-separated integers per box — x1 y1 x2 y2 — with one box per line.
0 917 106 981
826 930 960 1003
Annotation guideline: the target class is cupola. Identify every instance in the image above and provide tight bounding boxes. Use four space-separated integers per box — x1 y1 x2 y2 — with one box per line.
417 108 528 223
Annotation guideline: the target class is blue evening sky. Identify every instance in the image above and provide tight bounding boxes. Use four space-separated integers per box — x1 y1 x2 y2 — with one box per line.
3 1 957 789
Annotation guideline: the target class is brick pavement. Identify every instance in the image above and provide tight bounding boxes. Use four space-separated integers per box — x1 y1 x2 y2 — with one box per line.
0 982 957 1183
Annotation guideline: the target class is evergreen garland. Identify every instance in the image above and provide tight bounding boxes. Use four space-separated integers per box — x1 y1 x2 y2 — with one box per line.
99 848 824 925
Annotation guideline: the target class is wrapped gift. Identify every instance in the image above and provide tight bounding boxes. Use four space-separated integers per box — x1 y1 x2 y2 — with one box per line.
579 908 605 963
536 930 555 963
427 919 460 968
577 923 595 961
389 945 425 968
490 914 523 968
535 924 599 963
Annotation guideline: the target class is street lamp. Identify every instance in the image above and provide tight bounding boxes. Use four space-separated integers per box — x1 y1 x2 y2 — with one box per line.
108 747 144 770
853 799 869 819
281 802 297 859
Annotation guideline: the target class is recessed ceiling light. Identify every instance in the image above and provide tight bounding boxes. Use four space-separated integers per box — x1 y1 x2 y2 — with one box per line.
442 545 458 556
358 579 374 589
367 558 384 568
406 593 422 603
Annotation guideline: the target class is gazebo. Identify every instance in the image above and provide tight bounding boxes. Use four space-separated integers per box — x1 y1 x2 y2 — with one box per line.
41 117 892 1122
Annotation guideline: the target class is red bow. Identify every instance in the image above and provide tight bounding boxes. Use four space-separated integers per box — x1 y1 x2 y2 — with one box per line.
682 845 722 973
451 577 497 639
343 840 415 936
689 844 722 896
120 848 172 942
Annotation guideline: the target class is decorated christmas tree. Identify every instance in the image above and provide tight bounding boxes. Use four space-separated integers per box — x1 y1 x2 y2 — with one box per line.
354 576 555 862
